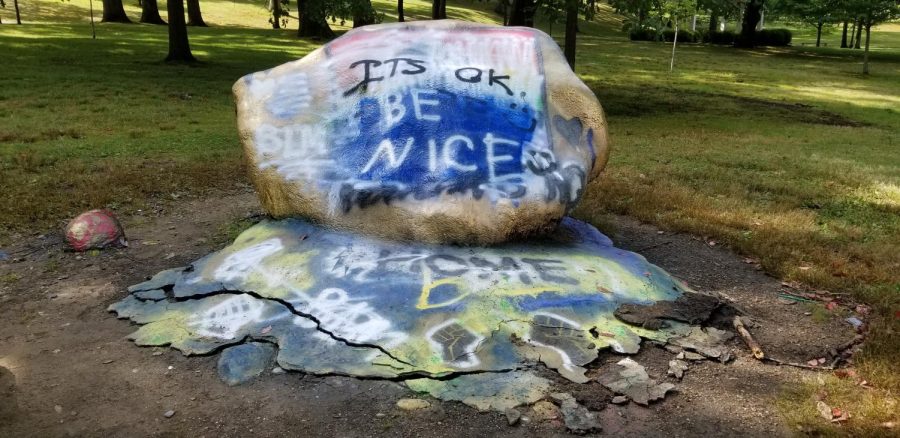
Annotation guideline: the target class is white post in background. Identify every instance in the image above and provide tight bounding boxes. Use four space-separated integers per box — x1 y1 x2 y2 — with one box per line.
720 19 725 32
758 11 765 30
670 20 679 72
691 15 697 31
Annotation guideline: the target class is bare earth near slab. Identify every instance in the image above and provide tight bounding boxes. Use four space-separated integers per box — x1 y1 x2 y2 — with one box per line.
0 191 855 437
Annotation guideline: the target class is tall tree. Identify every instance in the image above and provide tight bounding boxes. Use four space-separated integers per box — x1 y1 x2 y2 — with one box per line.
398 0 404 21
432 0 446 19
698 0 741 31
186 0 207 26
508 0 536 26
734 0 764 47
297 0 335 39
840 20 848 47
101 0 131 22
779 0 835 47
353 0 377 26
853 16 862 48
140 0 166 24
564 0 578 68
850 0 900 74
165 0 195 62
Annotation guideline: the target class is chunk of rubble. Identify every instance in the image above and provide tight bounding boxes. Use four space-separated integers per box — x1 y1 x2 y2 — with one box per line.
550 392 602 434
668 326 734 362
406 371 551 412
667 358 689 379
530 400 561 421
396 398 431 411
614 292 721 329
611 395 629 404
598 358 675 406
505 408 522 426
217 342 276 386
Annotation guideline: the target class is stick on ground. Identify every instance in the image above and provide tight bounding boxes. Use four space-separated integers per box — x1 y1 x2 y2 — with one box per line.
733 316 765 359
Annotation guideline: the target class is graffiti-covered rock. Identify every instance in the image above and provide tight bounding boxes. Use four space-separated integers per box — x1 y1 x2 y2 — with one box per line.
234 20 609 244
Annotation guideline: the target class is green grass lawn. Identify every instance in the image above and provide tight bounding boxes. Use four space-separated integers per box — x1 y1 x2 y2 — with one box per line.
1 1 898 434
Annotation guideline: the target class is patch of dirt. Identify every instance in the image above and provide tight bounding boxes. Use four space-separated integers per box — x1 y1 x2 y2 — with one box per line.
0 192 860 436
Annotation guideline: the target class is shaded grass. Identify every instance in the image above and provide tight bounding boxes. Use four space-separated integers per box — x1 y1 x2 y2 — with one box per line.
1 1 899 434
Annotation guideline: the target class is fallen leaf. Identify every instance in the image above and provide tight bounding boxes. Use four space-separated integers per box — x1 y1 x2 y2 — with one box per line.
798 266 811 271
834 369 857 379
816 401 833 420
260 326 272 335
825 302 837 311
831 407 842 418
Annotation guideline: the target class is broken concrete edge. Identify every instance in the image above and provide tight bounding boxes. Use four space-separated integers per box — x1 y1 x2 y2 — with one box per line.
109 287 736 379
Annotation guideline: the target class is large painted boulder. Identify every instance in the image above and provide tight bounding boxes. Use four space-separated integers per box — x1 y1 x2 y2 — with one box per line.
234 20 609 244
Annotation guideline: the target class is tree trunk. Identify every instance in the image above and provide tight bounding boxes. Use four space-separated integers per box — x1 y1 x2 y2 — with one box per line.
270 0 281 29
297 0 334 39
140 0 166 24
507 0 535 27
186 0 206 26
13 0 21 23
101 0 132 23
816 20 823 47
840 21 848 48
353 0 375 27
89 0 97 38
431 0 446 19
854 19 862 49
735 0 763 48
564 0 577 69
708 14 717 33
165 0 195 62
862 24 871 74
398 0 404 22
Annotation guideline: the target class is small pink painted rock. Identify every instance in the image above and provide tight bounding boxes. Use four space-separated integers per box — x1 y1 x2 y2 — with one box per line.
65 209 127 252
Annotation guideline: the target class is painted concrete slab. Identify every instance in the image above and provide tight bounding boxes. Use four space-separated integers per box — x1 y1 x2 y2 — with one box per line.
111 217 697 405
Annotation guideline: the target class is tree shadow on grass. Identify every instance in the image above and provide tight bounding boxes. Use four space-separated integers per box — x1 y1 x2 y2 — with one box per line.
588 81 868 127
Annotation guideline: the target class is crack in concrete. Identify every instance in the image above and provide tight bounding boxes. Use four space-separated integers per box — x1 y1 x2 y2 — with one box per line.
162 288 420 368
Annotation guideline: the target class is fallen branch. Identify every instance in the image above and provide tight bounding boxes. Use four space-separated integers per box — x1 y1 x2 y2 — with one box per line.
762 357 833 371
733 316 765 359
